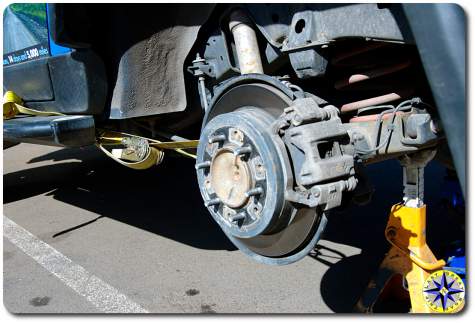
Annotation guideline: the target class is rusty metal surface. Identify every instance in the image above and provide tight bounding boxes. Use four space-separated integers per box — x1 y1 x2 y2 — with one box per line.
341 91 411 113
335 60 411 90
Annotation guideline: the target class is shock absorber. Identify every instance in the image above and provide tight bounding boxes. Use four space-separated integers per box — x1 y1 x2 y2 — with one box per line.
229 9 264 75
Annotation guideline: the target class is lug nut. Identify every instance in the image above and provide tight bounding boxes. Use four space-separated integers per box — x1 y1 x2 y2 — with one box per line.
195 161 211 170
234 146 252 157
231 212 246 222
205 198 221 207
208 134 226 144
245 187 263 197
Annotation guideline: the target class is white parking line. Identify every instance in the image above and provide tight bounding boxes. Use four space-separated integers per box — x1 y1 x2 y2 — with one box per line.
3 216 149 313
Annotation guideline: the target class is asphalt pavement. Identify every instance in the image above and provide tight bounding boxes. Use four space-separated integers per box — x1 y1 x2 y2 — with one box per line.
3 143 463 313
3 7 45 53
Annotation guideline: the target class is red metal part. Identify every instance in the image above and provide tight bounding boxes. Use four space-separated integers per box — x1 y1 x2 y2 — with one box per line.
341 89 414 113
332 41 414 118
335 60 412 90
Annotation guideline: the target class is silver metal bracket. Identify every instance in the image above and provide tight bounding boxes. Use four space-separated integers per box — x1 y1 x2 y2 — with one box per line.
399 150 436 208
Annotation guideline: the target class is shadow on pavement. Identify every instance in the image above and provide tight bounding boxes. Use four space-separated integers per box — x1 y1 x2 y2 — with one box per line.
3 146 464 312
4 145 237 252
310 159 464 312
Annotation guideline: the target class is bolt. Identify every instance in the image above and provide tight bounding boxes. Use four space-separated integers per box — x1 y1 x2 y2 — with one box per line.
234 146 252 157
194 53 204 62
231 212 246 222
245 187 263 197
353 133 364 141
204 198 221 207
292 114 303 126
208 134 226 144
386 228 397 239
195 161 211 170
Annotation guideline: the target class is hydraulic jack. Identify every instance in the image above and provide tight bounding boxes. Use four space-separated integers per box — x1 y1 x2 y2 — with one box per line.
355 150 449 313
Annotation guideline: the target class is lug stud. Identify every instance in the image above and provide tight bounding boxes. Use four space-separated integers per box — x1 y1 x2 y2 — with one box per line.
195 161 211 170
234 146 252 157
208 134 226 144
204 198 221 207
245 187 263 197
231 212 246 222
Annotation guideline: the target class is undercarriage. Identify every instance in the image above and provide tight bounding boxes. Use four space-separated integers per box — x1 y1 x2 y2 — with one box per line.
3 3 465 266
188 5 449 264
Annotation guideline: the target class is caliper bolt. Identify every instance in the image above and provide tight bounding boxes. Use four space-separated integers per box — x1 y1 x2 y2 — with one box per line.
245 187 263 197
204 198 221 207
195 161 211 170
208 134 226 144
291 114 303 126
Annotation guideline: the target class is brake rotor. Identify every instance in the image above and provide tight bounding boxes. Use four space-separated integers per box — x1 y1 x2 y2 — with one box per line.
196 79 327 265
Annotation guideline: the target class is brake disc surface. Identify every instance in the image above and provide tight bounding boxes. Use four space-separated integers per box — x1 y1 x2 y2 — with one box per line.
196 81 327 265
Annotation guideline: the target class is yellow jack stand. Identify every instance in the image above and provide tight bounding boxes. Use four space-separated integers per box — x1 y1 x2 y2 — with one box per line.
355 203 445 313
355 151 446 313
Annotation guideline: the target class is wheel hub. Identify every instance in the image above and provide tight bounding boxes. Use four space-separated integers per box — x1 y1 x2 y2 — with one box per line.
196 113 278 238
195 80 327 265
210 148 252 209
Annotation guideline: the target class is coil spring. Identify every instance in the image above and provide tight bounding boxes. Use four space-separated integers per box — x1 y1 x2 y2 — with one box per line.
332 41 415 122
